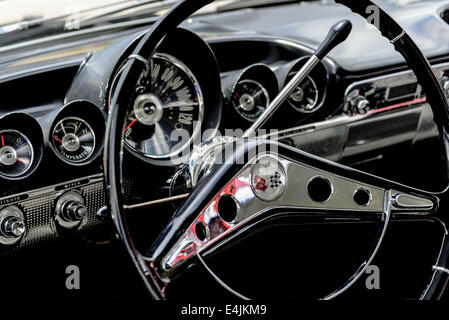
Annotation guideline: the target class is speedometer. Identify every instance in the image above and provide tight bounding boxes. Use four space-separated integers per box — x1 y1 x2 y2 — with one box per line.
123 53 204 159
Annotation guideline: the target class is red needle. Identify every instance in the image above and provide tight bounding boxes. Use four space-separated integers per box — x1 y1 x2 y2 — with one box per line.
1 135 4 147
235 92 240 99
125 118 137 132
54 136 63 143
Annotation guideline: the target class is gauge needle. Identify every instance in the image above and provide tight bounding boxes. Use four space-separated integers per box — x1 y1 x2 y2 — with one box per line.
54 136 63 143
162 101 198 109
1 135 4 147
125 118 137 132
235 92 240 99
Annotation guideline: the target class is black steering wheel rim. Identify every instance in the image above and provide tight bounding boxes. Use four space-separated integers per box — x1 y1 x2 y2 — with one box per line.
104 0 449 300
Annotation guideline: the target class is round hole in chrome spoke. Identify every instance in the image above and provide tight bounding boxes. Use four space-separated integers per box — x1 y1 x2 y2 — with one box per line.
353 188 372 207
307 176 333 203
195 221 209 242
217 194 238 223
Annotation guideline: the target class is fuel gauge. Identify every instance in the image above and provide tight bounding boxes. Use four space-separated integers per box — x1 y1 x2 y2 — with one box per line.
0 129 34 178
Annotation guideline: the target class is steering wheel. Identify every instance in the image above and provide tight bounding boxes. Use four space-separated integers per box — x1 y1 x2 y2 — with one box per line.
104 0 449 299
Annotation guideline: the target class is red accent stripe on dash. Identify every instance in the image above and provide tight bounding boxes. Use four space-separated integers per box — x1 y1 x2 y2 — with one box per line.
367 97 427 115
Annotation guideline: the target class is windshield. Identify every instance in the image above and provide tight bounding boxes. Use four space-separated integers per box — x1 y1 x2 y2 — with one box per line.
0 0 431 47
0 0 127 27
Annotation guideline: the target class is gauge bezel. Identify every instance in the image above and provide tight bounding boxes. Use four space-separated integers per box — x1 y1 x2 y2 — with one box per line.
0 129 34 178
227 64 279 123
231 79 271 122
287 74 320 113
284 56 328 114
51 116 96 165
122 53 205 160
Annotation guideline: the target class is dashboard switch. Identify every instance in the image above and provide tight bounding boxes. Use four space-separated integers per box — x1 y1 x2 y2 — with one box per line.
345 90 370 115
61 201 87 221
1 216 25 237
0 206 26 245
55 191 87 230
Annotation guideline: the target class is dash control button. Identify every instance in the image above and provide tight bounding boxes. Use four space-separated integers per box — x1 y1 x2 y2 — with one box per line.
0 205 26 245
251 156 286 201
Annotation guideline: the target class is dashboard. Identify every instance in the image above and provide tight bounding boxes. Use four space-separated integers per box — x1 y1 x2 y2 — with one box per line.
0 1 448 255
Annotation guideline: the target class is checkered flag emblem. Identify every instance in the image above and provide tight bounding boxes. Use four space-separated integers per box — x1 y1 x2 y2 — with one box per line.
269 171 282 189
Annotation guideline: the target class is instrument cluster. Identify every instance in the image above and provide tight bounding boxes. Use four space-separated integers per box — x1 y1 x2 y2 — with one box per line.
221 55 329 129
0 114 43 180
0 100 105 183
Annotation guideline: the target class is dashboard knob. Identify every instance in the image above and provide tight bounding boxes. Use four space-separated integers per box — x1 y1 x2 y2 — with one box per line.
0 206 26 244
61 201 87 222
0 216 25 237
355 98 370 114
54 191 87 230
346 93 370 115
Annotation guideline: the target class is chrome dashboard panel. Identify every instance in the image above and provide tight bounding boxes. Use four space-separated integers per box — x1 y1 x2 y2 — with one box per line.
0 174 105 254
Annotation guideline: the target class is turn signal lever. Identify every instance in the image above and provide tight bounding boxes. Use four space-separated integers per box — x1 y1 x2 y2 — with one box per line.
243 20 352 137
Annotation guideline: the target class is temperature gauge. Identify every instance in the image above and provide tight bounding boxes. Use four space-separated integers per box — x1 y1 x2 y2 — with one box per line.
231 79 270 122
52 117 95 164
0 129 34 178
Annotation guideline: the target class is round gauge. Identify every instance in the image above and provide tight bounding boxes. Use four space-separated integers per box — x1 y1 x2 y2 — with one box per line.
0 129 33 178
123 53 204 159
288 75 319 113
231 79 270 122
52 117 96 164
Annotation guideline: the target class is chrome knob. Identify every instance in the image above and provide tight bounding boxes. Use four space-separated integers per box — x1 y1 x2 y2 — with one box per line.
61 201 87 222
356 98 370 114
1 216 25 237
54 191 87 230
0 206 26 245
345 90 370 115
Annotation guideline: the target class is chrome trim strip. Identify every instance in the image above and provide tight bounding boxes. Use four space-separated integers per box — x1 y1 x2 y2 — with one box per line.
127 54 150 72
0 173 103 205
391 191 434 212
344 61 449 99
390 29 406 44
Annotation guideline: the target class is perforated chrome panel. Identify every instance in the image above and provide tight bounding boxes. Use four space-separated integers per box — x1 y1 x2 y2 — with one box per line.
0 174 106 254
